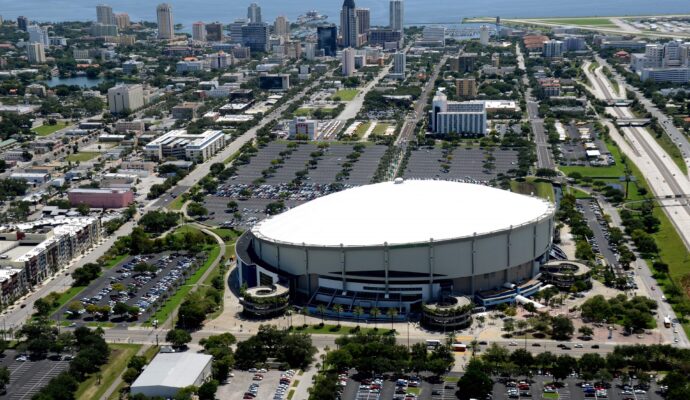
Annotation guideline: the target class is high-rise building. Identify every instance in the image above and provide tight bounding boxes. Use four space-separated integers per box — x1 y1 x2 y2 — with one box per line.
455 78 477 99
342 47 355 76
289 117 319 140
17 16 29 31
393 52 406 75
28 25 49 46
479 25 490 45
355 8 370 35
107 84 145 114
115 13 130 30
27 42 46 64
192 22 206 42
90 23 118 37
542 39 564 58
491 53 500 68
206 22 223 42
274 16 289 37
429 91 486 135
241 23 269 52
156 3 174 40
247 3 262 24
368 28 402 49
208 51 232 69
317 24 337 57
304 43 316 60
340 0 358 48
229 19 248 43
96 4 115 25
389 0 404 32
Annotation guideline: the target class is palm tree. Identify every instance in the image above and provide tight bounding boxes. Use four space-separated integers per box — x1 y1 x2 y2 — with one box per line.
370 307 381 329
317 304 326 325
300 306 310 327
469 339 479 357
286 306 294 329
353 306 364 327
333 304 343 327
386 307 398 330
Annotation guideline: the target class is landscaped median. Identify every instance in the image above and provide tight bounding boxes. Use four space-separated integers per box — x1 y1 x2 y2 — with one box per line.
75 343 141 400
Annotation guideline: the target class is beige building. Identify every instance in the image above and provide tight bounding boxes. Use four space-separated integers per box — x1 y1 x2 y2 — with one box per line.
107 84 144 114
27 43 46 64
456 78 477 99
156 3 174 40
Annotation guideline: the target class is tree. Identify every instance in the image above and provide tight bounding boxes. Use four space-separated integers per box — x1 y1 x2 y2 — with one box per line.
386 307 398 330
316 304 326 324
578 325 594 339
551 315 574 340
76 203 90 216
0 366 9 391
333 304 343 327
578 353 606 381
33 298 52 317
187 202 208 218
552 354 577 381
353 306 364 327
122 367 141 385
198 379 219 400
456 359 493 400
226 200 238 212
113 302 130 318
370 307 381 328
166 329 192 348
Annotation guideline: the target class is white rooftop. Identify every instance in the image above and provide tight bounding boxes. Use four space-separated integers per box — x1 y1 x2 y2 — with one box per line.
131 353 212 391
253 180 554 247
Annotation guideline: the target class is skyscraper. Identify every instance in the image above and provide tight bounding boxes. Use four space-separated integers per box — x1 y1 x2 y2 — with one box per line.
479 25 490 45
28 25 49 46
229 19 248 43
27 42 46 64
355 8 370 35
96 4 115 25
192 21 206 42
274 16 289 37
393 52 406 75
340 0 358 48
156 3 174 40
342 47 355 76
247 3 262 24
206 22 223 42
241 23 269 52
17 16 28 31
389 0 404 32
115 13 130 30
317 24 337 57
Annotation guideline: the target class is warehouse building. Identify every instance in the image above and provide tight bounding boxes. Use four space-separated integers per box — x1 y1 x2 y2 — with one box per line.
131 353 213 398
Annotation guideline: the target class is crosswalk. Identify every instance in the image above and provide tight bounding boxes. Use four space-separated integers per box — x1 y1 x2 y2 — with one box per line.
356 384 381 400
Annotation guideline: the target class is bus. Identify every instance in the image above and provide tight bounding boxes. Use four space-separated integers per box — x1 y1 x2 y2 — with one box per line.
425 339 441 348
664 316 671 328
452 343 467 352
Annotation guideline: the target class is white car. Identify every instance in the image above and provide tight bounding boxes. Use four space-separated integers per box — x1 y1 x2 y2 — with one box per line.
509 341 518 346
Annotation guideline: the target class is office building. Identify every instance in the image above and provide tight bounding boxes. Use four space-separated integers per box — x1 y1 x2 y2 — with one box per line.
340 0 358 48
368 28 402 49
192 21 206 42
90 23 118 37
17 16 28 31
304 43 316 60
389 0 404 32
420 26 445 46
26 43 46 64
248 3 262 23
563 36 586 51
122 60 143 74
107 84 144 114
115 13 130 30
317 24 337 56
144 129 226 161
289 117 319 140
543 40 564 58
171 102 202 120
156 3 174 40
479 25 490 45
393 52 406 75
456 78 477 99
356 8 370 35
176 60 207 73
449 53 477 73
208 51 232 69
68 188 134 208
429 91 486 135
491 53 500 68
342 47 356 76
259 74 290 90
274 16 289 37
131 353 213 399
539 78 561 97
229 18 248 43
205 22 223 42
96 4 115 25
631 40 690 82
28 25 49 46
241 23 269 52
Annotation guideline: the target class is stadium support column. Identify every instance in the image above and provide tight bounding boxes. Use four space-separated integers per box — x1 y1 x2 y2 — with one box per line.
506 225 512 282
304 243 311 294
471 233 477 294
428 238 434 300
384 242 390 298
340 243 347 293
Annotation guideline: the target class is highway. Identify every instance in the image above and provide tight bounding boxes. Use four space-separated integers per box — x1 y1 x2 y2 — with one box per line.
516 44 556 170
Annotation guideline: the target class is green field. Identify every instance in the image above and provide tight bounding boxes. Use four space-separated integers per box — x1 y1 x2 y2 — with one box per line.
354 122 372 139
334 89 359 101
537 18 616 27
49 286 87 317
31 122 70 136
167 196 187 211
76 343 141 400
560 143 627 178
294 107 340 118
511 178 555 202
648 131 688 175
372 123 392 135
66 152 100 162
146 238 221 326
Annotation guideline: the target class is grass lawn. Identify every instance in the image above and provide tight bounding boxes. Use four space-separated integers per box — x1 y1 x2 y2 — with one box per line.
49 286 87 317
294 108 312 117
107 346 159 400
354 122 372 139
334 89 359 101
146 239 221 326
210 228 241 259
76 343 141 400
66 152 100 162
287 390 295 400
444 376 460 383
648 130 687 175
104 253 129 269
566 186 592 199
511 178 555 202
588 61 599 73
372 123 392 135
293 324 396 335
294 107 339 118
406 387 421 395
167 196 187 211
538 18 616 27
32 122 70 136
542 392 559 399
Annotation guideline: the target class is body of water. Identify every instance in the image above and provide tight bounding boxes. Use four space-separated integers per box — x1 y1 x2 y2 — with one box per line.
43 76 103 88
2 0 689 29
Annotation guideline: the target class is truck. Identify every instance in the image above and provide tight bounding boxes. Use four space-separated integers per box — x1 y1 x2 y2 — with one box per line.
664 315 671 328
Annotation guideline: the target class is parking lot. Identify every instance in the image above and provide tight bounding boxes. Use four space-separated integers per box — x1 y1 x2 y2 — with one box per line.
207 142 387 228
0 350 70 400
217 369 297 400
489 375 664 400
55 252 197 326
404 147 519 182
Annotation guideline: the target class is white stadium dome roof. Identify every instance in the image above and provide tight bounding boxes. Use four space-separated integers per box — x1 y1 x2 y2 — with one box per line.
252 180 554 247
